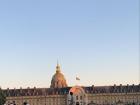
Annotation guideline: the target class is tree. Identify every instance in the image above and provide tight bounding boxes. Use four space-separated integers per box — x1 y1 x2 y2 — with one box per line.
0 88 6 105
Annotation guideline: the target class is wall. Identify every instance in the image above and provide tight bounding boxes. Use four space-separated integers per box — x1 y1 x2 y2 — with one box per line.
87 92 140 104
6 95 67 105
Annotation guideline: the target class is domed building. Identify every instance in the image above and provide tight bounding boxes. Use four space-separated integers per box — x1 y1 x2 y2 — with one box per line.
50 63 68 88
2 63 140 105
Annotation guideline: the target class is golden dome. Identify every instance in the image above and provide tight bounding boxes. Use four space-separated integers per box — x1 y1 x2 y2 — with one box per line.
50 63 68 88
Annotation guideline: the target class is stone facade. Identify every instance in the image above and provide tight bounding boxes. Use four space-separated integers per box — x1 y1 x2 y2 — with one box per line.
3 85 140 105
3 64 140 105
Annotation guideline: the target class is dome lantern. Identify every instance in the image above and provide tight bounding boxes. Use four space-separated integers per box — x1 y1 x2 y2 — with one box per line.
56 61 61 73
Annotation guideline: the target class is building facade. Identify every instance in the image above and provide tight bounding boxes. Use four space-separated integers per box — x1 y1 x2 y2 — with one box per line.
3 64 140 105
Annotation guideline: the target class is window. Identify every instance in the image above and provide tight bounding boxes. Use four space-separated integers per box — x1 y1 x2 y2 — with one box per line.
76 96 78 100
80 96 82 100
76 102 80 105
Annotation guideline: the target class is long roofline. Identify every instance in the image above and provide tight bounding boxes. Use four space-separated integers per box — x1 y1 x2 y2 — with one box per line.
2 84 140 97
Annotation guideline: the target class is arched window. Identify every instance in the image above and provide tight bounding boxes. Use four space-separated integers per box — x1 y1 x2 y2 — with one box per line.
76 102 80 105
23 102 27 105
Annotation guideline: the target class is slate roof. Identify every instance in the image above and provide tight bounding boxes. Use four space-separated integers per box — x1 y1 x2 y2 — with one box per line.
3 84 140 97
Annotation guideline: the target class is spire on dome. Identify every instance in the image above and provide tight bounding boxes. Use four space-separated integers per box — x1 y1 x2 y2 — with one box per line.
56 60 61 73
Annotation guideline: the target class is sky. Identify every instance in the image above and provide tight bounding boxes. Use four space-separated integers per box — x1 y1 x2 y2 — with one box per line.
0 0 139 89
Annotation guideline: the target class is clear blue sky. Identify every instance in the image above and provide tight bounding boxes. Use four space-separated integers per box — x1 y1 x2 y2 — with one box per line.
0 0 139 89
